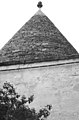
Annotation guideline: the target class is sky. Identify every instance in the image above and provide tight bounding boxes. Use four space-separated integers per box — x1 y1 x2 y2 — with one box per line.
0 0 79 52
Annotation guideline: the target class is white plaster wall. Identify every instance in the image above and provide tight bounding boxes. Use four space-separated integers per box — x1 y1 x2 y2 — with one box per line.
0 62 79 120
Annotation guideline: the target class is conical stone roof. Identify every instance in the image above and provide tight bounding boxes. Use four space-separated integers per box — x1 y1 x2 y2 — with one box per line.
0 9 79 66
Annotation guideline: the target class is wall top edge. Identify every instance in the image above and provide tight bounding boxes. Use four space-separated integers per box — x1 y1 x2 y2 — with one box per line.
0 59 79 71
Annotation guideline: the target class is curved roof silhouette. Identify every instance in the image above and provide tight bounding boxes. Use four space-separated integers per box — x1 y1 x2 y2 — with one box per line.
0 10 79 66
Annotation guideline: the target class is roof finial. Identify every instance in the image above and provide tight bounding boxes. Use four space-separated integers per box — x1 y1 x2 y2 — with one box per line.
37 1 43 8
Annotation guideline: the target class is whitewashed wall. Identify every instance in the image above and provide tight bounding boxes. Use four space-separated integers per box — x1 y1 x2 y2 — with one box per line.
0 61 79 120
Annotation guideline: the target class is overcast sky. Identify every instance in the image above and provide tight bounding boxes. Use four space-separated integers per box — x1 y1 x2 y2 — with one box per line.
0 0 79 53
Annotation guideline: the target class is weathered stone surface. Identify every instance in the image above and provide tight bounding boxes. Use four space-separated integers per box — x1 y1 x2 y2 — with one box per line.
0 62 79 119
0 10 78 66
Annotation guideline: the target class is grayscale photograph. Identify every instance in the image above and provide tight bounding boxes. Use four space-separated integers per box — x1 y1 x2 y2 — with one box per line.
0 0 79 120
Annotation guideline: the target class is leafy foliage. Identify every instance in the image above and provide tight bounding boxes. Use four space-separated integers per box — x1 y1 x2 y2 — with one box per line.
0 82 52 120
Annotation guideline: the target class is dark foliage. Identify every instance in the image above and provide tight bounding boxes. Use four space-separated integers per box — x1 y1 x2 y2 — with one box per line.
0 82 52 120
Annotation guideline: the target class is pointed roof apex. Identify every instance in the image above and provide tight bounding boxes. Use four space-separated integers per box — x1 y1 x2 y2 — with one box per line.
37 1 43 8
35 9 45 16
